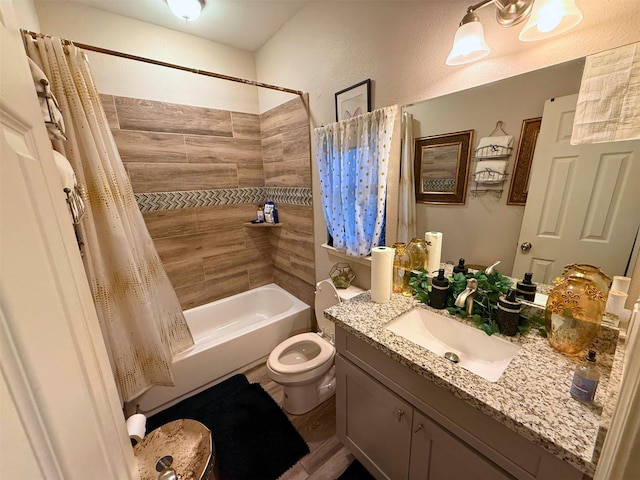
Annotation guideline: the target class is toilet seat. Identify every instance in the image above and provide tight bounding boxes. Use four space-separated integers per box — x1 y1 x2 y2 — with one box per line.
267 332 334 375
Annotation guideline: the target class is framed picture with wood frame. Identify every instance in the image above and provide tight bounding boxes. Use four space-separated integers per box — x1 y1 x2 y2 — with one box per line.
335 79 371 121
414 130 474 204
507 117 542 205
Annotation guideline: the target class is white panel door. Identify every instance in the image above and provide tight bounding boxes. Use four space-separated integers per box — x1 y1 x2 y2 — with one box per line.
0 3 136 479
513 94 640 284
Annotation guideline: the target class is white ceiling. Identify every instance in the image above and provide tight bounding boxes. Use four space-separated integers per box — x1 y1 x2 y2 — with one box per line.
64 0 310 52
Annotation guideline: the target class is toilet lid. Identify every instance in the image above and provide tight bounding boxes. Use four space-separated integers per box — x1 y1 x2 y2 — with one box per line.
268 333 334 374
315 279 340 333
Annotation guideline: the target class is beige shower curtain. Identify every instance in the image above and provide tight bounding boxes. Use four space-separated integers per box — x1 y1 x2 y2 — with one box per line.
25 34 194 402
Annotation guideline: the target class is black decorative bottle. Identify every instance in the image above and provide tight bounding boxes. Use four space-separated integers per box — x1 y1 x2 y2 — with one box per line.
452 258 468 275
429 269 450 309
496 288 521 336
516 272 537 301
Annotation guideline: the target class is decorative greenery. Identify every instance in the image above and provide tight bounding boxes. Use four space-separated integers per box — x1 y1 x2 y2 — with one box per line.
409 268 430 304
409 269 546 337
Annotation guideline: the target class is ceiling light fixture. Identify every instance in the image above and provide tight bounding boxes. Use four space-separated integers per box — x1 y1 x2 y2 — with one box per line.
446 0 583 66
166 0 205 22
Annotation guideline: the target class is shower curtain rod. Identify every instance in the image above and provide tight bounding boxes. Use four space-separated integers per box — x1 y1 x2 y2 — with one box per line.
22 30 305 97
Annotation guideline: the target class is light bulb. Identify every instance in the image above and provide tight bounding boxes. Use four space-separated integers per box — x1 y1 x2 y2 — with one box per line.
536 3 563 32
166 0 203 22
519 0 583 42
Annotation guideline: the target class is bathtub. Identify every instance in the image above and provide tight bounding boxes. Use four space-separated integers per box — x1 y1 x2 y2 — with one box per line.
136 283 311 415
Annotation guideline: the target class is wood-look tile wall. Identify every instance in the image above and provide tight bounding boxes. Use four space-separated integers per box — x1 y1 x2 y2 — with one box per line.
101 93 314 310
261 97 315 307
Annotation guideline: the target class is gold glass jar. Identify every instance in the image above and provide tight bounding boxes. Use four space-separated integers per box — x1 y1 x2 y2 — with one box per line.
392 243 412 297
545 276 606 355
561 264 612 296
407 238 428 272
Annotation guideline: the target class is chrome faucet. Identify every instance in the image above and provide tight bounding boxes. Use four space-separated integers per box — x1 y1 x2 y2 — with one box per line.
455 278 478 315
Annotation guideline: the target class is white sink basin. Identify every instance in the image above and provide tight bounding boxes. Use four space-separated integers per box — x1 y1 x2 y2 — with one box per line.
385 308 521 382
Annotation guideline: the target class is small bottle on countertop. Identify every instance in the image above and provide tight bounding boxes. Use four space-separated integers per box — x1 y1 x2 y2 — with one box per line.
256 205 265 223
496 288 521 336
570 350 600 403
516 272 537 301
429 269 449 309
452 258 468 275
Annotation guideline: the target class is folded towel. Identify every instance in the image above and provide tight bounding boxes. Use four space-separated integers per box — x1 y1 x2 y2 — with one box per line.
52 150 85 224
475 135 513 158
52 150 77 190
474 160 508 183
27 58 66 141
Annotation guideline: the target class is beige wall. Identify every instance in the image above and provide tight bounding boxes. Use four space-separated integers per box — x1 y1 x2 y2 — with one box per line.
254 0 640 286
34 1 260 113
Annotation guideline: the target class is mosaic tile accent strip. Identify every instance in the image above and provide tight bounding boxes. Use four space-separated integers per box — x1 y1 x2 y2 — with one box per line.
135 187 312 212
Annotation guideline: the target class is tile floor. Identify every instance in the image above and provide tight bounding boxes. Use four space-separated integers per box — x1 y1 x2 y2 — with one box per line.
243 363 356 479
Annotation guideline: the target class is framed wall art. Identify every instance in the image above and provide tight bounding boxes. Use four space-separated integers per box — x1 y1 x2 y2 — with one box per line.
414 130 474 205
335 79 371 121
507 117 542 205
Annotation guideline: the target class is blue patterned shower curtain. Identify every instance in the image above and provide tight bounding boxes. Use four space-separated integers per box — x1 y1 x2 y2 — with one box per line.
315 105 398 257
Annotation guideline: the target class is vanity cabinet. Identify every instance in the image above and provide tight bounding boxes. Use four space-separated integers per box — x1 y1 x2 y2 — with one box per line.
335 326 586 480
337 355 512 480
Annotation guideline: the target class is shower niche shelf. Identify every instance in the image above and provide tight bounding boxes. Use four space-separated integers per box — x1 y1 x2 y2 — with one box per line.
243 222 283 228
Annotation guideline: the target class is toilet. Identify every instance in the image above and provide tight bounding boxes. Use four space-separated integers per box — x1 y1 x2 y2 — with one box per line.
267 279 364 415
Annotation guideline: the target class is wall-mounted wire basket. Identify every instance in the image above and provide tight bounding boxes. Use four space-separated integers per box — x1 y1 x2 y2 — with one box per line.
474 144 512 159
473 168 507 184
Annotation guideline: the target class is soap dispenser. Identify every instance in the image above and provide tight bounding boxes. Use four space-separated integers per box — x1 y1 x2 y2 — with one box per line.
496 288 521 336
570 350 600 403
516 272 537 301
429 269 450 309
453 258 468 275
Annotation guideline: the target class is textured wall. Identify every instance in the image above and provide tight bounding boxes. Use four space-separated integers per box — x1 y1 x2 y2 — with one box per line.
254 0 640 285
261 97 315 306
35 1 260 113
101 94 314 309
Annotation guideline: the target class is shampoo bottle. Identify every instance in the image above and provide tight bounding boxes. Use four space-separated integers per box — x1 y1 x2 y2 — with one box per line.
570 350 600 403
429 269 449 309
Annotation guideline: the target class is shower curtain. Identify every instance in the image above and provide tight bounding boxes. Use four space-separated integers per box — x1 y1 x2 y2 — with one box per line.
397 111 416 243
25 34 194 402
315 105 398 257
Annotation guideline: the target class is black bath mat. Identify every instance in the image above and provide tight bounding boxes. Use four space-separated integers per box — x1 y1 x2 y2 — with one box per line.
147 374 309 480
338 460 376 480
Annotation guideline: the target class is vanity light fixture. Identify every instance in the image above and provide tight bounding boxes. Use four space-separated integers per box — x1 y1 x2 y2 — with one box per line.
166 0 205 22
519 0 583 41
446 0 583 66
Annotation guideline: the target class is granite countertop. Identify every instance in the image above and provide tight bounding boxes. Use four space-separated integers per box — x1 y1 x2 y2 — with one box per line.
325 292 625 478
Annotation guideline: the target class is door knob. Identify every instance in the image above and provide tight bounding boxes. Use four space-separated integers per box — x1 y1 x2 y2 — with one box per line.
414 424 423 433
396 409 405 421
520 242 532 252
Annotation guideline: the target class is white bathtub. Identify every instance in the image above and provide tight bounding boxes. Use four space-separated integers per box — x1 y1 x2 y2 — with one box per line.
136 283 311 415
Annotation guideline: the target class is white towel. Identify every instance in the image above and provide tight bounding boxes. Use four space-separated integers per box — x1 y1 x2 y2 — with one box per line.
473 160 507 183
52 150 77 190
52 150 85 224
27 58 66 140
475 135 514 158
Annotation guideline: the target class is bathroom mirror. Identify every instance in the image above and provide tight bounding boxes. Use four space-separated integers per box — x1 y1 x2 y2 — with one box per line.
403 54 639 280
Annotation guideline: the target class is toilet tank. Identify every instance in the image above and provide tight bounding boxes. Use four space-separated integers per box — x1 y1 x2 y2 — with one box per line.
315 279 364 337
